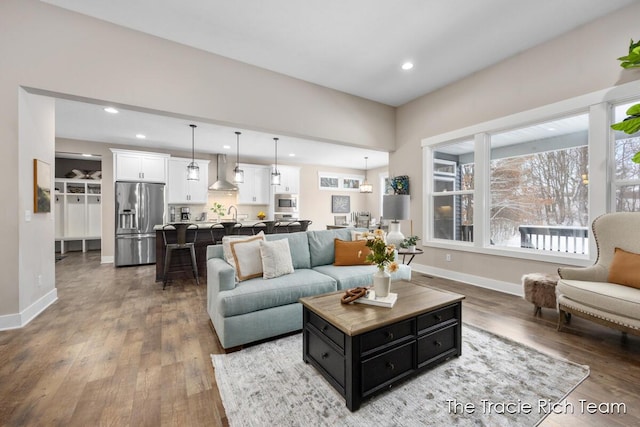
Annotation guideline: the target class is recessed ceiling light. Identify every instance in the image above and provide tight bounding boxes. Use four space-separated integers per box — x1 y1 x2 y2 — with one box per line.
223 145 231 149
136 134 146 139
401 62 414 71
289 153 295 157
104 107 119 114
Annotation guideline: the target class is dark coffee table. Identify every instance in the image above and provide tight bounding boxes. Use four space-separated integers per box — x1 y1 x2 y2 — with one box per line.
300 280 464 411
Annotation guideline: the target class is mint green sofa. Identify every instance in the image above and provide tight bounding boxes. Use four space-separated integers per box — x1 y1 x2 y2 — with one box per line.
206 228 412 349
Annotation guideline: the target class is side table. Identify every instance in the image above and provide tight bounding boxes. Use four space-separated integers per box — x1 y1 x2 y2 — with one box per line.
397 248 423 265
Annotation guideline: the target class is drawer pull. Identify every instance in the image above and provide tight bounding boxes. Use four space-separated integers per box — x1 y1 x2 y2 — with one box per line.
386 362 395 371
434 340 442 347
322 325 329 332
386 332 394 340
434 315 442 322
321 352 329 359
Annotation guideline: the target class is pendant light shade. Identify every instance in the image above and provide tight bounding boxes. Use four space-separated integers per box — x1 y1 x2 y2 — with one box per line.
359 156 373 193
271 137 281 185
233 131 244 184
187 124 200 181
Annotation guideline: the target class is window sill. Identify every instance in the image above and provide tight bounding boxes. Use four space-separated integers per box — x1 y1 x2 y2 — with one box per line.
423 240 593 267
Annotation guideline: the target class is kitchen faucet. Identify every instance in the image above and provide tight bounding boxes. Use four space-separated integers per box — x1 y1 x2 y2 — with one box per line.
227 205 237 221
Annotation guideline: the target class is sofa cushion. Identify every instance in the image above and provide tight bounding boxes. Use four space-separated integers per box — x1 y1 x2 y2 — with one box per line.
313 263 412 291
557 279 640 321
307 228 355 267
217 269 337 317
260 239 294 279
334 239 371 266
265 231 311 269
608 247 640 289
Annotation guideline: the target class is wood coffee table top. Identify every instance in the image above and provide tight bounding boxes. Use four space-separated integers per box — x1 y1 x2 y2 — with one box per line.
299 280 465 336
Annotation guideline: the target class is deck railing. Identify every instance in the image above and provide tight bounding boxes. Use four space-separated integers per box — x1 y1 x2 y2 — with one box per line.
519 225 589 254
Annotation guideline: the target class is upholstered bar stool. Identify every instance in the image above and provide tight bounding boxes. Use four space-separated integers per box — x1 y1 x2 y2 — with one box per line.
162 223 199 289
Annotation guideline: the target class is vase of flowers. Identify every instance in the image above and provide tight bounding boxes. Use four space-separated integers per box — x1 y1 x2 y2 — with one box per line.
257 211 266 220
364 229 399 298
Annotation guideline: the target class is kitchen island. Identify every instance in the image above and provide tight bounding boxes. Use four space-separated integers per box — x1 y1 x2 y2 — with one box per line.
154 220 312 282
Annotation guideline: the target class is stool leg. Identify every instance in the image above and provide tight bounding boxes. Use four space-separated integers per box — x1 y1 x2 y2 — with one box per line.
534 306 541 316
163 247 172 290
190 245 199 285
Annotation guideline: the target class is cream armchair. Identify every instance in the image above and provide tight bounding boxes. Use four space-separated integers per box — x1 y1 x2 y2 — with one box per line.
557 212 640 336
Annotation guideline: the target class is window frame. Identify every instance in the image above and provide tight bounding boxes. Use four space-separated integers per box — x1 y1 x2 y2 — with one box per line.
421 80 640 266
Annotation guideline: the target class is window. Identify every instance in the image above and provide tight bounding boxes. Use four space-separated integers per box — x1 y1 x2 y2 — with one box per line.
613 99 640 212
432 141 474 242
489 114 589 254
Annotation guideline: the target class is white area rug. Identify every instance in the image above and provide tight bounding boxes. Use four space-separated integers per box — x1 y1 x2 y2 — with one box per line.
212 325 589 426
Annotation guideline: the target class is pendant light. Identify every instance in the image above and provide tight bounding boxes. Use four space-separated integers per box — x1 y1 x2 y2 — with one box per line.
271 137 281 185
187 124 199 181
359 156 373 193
232 131 244 184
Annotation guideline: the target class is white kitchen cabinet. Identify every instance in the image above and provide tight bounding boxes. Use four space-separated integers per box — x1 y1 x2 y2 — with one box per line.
112 149 169 183
237 164 270 205
167 157 210 204
275 165 300 194
54 179 101 254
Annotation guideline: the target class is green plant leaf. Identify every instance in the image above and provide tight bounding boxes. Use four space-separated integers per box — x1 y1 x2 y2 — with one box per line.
611 116 640 134
632 151 640 164
626 104 640 116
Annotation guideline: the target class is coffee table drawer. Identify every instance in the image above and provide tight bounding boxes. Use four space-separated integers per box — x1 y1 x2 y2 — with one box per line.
361 341 415 394
308 330 345 388
308 311 345 350
417 304 457 331
361 319 414 354
417 325 456 364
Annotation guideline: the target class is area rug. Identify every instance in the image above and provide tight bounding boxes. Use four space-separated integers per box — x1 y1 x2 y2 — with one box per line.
211 325 589 427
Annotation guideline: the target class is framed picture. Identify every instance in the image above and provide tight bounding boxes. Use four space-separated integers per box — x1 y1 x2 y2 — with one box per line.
331 195 350 213
319 174 340 190
341 177 362 190
33 159 52 213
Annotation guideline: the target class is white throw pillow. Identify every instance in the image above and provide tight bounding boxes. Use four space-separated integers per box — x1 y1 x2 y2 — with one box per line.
259 239 294 279
222 232 265 281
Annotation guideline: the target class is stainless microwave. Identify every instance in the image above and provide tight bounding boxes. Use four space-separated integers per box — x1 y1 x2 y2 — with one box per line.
275 194 298 212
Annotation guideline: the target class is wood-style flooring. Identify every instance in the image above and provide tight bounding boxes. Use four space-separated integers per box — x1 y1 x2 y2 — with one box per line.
0 251 638 426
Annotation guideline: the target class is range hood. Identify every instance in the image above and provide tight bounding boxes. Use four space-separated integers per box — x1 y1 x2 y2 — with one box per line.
209 154 238 191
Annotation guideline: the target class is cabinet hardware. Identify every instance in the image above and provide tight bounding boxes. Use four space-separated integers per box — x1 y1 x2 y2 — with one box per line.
386 362 395 370
386 331 394 340
322 325 328 332
434 340 442 347
321 352 329 359
435 315 442 322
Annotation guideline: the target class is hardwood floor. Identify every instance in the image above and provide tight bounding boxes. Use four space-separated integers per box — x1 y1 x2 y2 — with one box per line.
0 252 638 426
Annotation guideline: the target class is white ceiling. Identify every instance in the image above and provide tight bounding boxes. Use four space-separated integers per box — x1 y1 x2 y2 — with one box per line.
44 0 635 168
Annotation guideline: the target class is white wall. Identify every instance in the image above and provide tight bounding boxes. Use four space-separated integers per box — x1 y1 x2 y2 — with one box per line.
393 1 640 290
1 0 395 323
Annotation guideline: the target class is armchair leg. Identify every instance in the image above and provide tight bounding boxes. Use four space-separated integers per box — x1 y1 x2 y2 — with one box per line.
557 308 570 331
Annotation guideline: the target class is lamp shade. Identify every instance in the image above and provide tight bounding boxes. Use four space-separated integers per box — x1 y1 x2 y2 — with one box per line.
382 195 410 220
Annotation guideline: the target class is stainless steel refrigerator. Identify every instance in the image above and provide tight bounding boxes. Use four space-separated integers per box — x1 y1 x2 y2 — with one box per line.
115 182 165 266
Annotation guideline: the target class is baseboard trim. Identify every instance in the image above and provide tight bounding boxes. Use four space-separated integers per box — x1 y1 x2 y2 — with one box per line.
410 263 523 297
101 255 114 264
0 288 58 331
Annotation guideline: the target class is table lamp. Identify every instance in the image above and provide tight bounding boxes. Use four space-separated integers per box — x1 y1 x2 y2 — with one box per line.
382 194 410 247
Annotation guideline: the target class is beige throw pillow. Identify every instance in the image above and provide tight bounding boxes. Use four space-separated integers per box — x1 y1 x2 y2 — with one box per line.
222 232 265 281
259 239 294 279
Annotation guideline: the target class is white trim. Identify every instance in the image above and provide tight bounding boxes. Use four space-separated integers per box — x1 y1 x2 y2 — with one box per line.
410 262 524 297
101 255 114 264
0 288 58 331
421 80 640 148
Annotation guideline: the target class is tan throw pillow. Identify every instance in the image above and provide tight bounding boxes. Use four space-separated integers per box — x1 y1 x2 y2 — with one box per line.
334 239 371 266
260 239 294 279
608 247 640 289
223 232 265 281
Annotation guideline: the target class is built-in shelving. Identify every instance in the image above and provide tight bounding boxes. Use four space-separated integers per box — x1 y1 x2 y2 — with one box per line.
54 179 101 253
